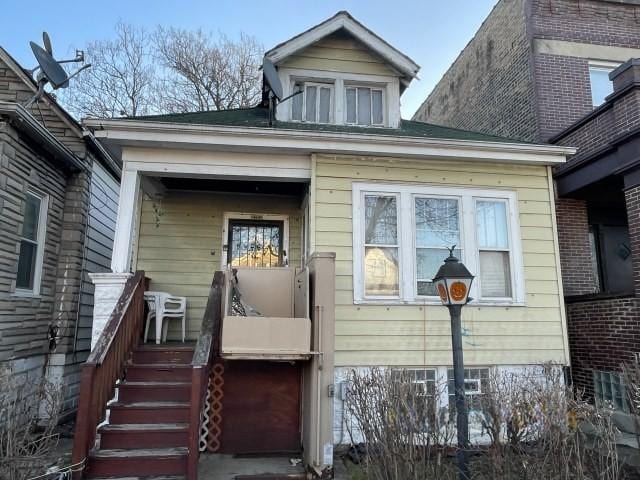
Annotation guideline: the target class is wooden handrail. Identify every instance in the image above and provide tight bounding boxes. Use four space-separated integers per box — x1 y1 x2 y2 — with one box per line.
187 271 224 480
71 271 146 477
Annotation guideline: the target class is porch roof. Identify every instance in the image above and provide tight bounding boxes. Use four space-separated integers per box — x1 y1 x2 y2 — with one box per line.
120 106 528 145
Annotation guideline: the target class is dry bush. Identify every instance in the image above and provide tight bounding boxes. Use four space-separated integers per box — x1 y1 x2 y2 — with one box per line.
0 365 63 480
345 365 625 480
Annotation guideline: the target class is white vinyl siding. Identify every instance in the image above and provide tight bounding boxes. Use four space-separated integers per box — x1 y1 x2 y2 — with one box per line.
353 183 525 305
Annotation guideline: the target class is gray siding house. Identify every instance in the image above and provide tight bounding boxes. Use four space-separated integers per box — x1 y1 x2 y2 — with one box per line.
0 46 120 418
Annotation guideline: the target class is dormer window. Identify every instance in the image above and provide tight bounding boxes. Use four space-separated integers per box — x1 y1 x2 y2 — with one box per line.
291 82 333 123
346 86 384 126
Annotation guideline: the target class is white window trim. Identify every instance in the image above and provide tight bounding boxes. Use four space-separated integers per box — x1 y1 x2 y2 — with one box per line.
352 182 525 306
344 84 386 127
220 212 290 269
290 80 334 124
276 67 401 128
14 189 48 297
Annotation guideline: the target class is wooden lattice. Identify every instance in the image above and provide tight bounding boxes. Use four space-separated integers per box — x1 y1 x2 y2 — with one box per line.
200 361 224 452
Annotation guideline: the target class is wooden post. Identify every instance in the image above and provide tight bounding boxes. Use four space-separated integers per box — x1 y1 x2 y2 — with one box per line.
71 366 96 479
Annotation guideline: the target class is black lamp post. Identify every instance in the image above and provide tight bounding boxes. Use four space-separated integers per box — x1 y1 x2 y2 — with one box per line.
432 246 474 480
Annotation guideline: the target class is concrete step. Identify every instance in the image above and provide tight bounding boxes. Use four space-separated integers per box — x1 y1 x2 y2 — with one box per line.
86 447 188 478
99 423 189 449
126 364 192 382
108 401 190 425
117 381 191 403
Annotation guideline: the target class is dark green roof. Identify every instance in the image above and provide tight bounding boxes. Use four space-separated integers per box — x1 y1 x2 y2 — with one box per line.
127 106 527 144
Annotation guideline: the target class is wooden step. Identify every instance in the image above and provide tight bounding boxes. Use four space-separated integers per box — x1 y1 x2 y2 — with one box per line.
126 364 192 382
99 423 189 449
86 447 188 477
132 345 194 365
117 382 190 403
108 401 190 425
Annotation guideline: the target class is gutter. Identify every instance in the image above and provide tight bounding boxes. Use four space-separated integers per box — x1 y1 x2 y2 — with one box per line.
82 129 122 180
0 101 85 172
84 118 576 164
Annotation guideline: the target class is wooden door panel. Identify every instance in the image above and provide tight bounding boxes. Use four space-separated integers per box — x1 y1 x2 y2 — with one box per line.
220 361 302 454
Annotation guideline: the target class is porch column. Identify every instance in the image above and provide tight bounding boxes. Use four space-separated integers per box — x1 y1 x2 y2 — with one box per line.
90 169 141 349
111 169 141 273
304 252 336 475
624 181 640 297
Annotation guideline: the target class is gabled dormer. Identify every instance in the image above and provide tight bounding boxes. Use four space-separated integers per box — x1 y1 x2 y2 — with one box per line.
265 11 419 129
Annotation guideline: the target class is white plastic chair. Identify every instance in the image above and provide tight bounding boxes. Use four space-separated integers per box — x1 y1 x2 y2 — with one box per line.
144 291 187 344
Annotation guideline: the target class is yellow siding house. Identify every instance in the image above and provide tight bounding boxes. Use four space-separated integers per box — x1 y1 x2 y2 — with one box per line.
85 11 574 474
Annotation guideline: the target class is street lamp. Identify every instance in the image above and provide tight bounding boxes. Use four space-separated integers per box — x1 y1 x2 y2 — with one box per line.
432 246 474 480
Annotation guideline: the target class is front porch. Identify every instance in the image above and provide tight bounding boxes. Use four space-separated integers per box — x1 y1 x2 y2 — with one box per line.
72 164 335 478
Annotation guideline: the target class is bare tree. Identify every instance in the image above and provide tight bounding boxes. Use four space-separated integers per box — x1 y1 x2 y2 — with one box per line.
61 22 156 118
153 27 262 113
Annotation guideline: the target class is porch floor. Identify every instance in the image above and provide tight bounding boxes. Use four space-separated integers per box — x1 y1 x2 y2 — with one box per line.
198 453 305 479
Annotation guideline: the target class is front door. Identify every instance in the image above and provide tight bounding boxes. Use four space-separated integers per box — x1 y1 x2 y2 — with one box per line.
227 219 285 267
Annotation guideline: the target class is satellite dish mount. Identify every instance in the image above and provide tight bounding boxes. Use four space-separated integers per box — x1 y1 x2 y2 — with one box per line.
25 32 91 108
262 57 302 126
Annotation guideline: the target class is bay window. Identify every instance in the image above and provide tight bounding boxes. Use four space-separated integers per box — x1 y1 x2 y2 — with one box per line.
353 183 524 304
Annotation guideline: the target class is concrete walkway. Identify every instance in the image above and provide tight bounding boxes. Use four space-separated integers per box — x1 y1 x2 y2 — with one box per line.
198 454 306 479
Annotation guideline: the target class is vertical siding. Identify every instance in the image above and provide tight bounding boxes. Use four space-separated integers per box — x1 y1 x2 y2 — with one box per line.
313 154 567 367
77 162 120 352
135 191 303 339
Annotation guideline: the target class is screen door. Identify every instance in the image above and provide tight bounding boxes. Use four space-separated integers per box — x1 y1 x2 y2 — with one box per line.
227 219 285 267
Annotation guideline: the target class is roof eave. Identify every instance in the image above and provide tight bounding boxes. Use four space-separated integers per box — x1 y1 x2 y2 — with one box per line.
1 101 85 172
84 118 575 166
265 11 420 81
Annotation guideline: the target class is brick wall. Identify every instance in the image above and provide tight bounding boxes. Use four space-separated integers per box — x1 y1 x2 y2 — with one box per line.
415 0 640 142
566 296 640 398
531 0 640 49
625 184 640 297
555 197 598 296
412 0 540 142
533 54 594 140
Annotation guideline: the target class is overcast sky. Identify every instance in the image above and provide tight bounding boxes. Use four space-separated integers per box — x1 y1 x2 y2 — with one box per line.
1 0 498 119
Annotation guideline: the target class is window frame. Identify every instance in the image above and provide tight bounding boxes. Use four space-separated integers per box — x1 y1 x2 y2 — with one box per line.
473 197 516 301
352 183 525 305
588 60 619 107
360 191 402 300
15 188 48 297
344 84 386 127
290 80 334 124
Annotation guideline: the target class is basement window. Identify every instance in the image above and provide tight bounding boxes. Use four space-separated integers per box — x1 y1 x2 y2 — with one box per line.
15 189 48 296
593 371 628 412
447 367 490 414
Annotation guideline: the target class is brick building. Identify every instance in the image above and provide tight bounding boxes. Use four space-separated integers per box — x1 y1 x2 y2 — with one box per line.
0 46 120 419
414 0 640 406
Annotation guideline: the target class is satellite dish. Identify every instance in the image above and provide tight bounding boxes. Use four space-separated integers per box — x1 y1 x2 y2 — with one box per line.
42 32 53 55
262 57 283 101
30 42 68 89
24 32 91 108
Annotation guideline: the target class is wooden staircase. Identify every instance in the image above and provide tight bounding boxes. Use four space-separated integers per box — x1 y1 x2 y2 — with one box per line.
85 344 195 479
73 271 224 480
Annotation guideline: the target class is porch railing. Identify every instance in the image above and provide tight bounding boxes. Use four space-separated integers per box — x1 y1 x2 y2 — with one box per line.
187 271 224 480
71 271 146 476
